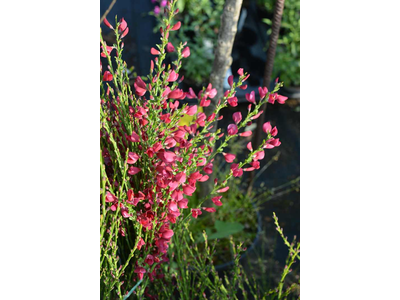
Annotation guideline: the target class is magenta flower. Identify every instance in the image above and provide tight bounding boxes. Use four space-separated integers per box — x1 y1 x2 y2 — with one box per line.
227 96 238 107
128 166 141 175
154 6 160 14
134 267 146 280
121 27 129 38
228 75 234 87
227 124 238 136
118 18 127 33
223 153 236 163
203 207 216 213
103 18 114 29
134 77 147 96
166 42 175 53
212 196 223 206
168 89 185 99
240 131 252 137
254 150 265 161
258 87 268 99
191 208 202 218
232 112 242 124
182 46 190 58
263 122 272 134
167 70 179 82
217 186 229 193
246 91 256 104
145 255 154 266
185 105 197 116
127 152 139 164
171 21 181 31
183 184 196 196
102 71 113 82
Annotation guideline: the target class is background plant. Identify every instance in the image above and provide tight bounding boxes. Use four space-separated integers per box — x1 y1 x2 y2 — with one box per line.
148 212 300 299
260 0 300 87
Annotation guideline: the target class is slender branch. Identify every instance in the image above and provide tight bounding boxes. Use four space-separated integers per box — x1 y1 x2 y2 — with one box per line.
100 0 117 24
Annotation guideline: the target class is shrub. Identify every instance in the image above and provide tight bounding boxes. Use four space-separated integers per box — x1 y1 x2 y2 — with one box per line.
100 0 288 298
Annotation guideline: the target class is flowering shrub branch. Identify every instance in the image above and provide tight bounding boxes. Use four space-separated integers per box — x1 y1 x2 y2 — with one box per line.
100 0 289 298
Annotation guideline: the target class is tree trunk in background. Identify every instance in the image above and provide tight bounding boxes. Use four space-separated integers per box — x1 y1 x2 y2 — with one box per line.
199 0 243 200
207 0 243 117
247 0 285 194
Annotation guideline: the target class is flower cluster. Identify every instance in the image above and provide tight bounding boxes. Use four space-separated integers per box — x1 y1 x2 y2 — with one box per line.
100 1 287 298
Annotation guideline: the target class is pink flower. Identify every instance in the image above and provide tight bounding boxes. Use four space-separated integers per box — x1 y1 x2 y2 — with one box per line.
157 150 176 163
228 75 234 87
276 94 288 104
105 191 117 203
271 126 278 137
258 87 268 99
203 163 213 174
237 68 244 76
222 153 236 163
167 70 179 82
134 77 147 96
268 94 276 104
217 186 229 193
171 21 181 31
227 97 238 107
250 110 263 120
168 89 185 99
227 124 238 136
232 167 243 177
162 229 174 240
191 208 202 218
127 152 139 164
203 207 216 213
240 131 252 137
102 71 113 82
232 112 242 124
101 45 114 57
263 122 272 134
185 105 197 116
183 184 196 196
128 166 141 175
254 150 265 161
166 42 175 53
182 46 190 58
145 255 154 266
118 18 127 33
151 47 160 55
178 198 188 208
186 88 197 99
212 196 223 206
137 238 145 250
198 175 209 182
247 142 253 151
246 91 256 104
103 18 114 29
200 98 211 107
175 172 186 184
264 138 281 149
134 267 146 280
154 6 160 14
121 27 129 38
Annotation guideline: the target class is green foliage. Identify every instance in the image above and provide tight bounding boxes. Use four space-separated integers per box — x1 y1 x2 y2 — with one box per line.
261 0 300 86
150 214 300 299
